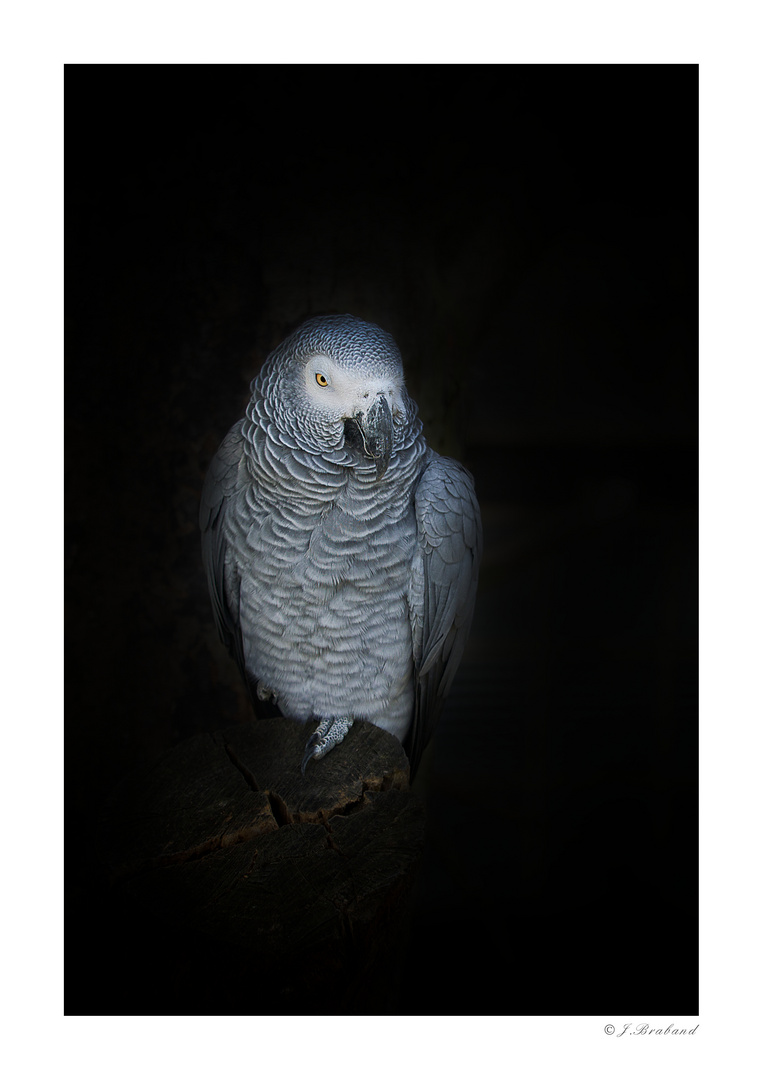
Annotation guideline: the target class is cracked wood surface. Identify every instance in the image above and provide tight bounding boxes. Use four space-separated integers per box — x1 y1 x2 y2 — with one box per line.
100 716 425 1010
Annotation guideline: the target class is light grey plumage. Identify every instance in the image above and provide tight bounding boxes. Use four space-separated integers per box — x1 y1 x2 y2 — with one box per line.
199 314 482 778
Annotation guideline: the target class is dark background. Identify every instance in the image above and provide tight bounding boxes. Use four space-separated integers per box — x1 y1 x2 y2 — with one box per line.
66 65 697 1015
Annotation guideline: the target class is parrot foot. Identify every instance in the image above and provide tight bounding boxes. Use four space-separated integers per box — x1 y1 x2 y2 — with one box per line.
256 681 278 704
301 716 355 775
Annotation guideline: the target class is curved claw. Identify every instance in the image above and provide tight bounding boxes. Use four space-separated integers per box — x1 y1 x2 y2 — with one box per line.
301 733 321 776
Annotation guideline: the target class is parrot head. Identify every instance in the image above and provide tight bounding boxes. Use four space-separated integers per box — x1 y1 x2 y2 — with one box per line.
258 314 414 480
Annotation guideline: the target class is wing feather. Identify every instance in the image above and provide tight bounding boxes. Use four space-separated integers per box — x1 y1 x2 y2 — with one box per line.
199 421 249 684
406 454 482 778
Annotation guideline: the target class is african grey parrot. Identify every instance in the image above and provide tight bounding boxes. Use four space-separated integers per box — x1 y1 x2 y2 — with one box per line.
199 314 482 779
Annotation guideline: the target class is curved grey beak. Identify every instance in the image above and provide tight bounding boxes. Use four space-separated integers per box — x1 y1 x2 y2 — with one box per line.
343 393 393 480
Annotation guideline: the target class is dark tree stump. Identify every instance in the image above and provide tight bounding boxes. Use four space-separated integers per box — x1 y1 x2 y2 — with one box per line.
98 716 426 1014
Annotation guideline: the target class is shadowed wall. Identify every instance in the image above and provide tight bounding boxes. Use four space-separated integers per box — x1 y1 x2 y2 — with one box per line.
66 65 697 1015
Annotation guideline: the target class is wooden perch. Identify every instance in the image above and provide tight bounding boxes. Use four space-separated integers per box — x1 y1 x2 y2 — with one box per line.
99 716 426 1013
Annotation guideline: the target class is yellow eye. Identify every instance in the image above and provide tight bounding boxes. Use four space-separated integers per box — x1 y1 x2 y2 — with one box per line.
315 372 329 387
